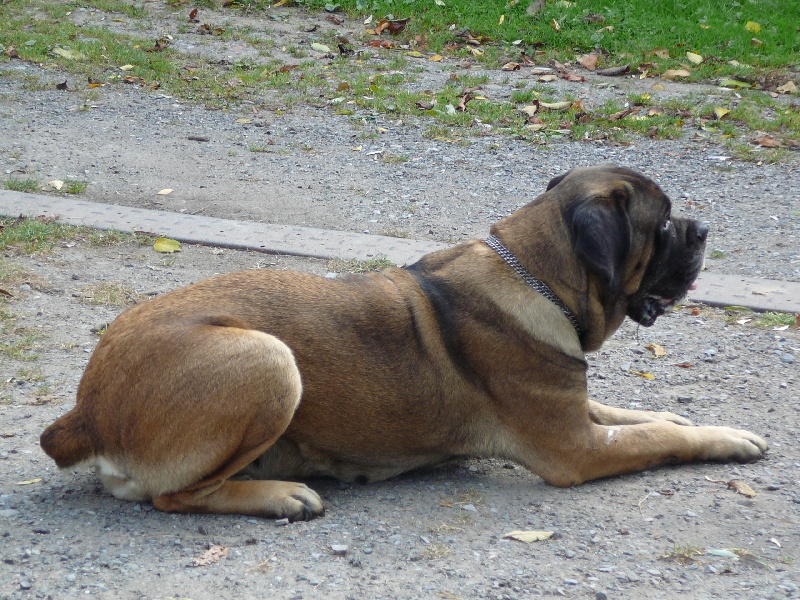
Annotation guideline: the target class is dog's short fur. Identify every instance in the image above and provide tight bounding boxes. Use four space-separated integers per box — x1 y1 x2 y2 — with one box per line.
41 165 767 520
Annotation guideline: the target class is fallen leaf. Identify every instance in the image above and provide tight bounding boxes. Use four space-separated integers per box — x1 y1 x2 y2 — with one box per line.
608 108 636 120
235 118 252 124
119 64 135 71
501 62 521 71
728 480 757 497
192 545 229 567
189 8 199 22
52 47 85 61
596 25 614 34
4 45 19 59
87 77 103 88
649 47 670 59
581 13 606 23
538 74 558 82
645 343 666 357
519 103 539 117
550 19 560 32
429 54 443 62
367 39 397 49
16 478 42 485
153 237 181 253
745 20 761 34
596 64 629 76
707 548 738 558
686 52 703 64
775 81 797 94
156 189 174 195
662 69 691 80
750 37 764 47
386 17 410 35
629 370 655 380
672 362 693 368
578 53 598 71
48 179 64 190
719 78 752 89
714 107 730 119
503 530 554 543
0 289 12 297
536 101 569 111
405 51 425 58
499 14 505 25
311 42 331 53
752 135 782 148
456 93 473 112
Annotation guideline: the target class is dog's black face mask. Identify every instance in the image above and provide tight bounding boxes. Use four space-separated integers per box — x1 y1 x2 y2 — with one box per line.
627 216 708 327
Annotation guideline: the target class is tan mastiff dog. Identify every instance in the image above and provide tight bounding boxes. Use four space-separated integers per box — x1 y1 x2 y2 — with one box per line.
41 165 767 520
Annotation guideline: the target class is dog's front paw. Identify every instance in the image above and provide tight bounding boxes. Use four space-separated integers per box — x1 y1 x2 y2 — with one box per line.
697 426 768 463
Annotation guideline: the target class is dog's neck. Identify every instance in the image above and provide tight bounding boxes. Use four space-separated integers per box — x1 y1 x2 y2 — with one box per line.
485 235 582 337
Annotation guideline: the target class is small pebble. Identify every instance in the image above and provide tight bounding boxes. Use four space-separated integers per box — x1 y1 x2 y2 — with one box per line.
330 544 348 556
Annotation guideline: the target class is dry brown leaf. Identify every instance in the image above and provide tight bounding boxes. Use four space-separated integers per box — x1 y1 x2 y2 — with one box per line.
597 25 614 34
550 19 560 32
649 47 670 59
501 62 521 71
608 108 636 121
526 0 545 15
189 8 199 22
596 64 629 76
775 81 797 94
578 53 599 71
193 545 229 567
0 289 12 297
581 13 606 23
728 480 757 497
753 135 782 148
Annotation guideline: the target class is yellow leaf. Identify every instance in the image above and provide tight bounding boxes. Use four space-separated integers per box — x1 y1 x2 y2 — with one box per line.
745 21 760 34
351 145 362 151
48 179 64 190
499 14 505 25
429 54 443 62
645 343 666 357
538 74 558 82
405 51 425 58
550 18 560 32
651 82 666 91
470 47 484 56
311 42 331 53
630 370 655 380
519 105 538 117
52 48 85 61
119 64 135 71
157 188 173 195
16 478 42 485
699 24 711 29
153 237 181 253
503 530 554 543
686 52 703 64
539 101 571 110
714 107 730 119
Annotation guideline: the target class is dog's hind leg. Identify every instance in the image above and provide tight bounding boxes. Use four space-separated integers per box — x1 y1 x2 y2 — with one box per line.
47 319 322 519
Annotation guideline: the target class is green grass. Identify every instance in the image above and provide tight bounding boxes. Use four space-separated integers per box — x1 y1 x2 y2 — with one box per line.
0 0 797 147
302 0 799 80
3 178 40 193
0 218 153 254
327 257 394 273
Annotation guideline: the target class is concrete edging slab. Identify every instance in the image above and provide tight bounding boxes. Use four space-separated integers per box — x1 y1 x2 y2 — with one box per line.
2 190 798 314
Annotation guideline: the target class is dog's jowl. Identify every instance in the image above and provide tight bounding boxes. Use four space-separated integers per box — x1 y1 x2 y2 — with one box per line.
41 165 767 520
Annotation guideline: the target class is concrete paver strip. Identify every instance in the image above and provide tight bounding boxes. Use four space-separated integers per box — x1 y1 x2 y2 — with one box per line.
2 190 798 314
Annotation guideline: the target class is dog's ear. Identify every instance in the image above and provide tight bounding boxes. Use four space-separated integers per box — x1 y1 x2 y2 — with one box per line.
568 183 632 295
546 171 570 191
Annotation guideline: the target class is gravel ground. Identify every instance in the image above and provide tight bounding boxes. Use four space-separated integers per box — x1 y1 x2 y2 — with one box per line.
1 2 799 599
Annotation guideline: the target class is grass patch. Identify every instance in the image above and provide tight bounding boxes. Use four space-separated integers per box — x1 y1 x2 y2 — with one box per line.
753 312 796 328
3 178 40 193
327 257 394 273
709 250 726 259
0 218 153 254
661 545 704 565
64 179 90 194
80 282 145 307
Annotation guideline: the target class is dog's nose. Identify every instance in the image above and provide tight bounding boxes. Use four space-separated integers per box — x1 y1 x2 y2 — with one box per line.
696 223 709 243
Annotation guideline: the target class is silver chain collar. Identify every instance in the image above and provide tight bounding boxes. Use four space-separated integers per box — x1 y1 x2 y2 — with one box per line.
485 235 582 337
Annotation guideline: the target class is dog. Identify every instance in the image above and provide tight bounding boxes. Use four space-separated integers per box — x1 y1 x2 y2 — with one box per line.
40 165 767 520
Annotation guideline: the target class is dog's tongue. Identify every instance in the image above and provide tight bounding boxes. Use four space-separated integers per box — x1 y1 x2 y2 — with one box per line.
689 282 698 291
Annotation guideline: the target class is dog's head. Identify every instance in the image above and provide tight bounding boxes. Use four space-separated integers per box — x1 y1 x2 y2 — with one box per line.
548 165 707 328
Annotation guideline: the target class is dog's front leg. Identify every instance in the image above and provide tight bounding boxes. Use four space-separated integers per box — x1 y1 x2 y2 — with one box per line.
588 399 693 426
527 420 767 487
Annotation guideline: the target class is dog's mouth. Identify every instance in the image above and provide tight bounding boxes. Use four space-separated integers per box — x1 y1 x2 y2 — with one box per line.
637 295 677 327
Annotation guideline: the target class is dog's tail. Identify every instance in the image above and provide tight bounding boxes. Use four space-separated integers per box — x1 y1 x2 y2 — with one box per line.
40 410 95 468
